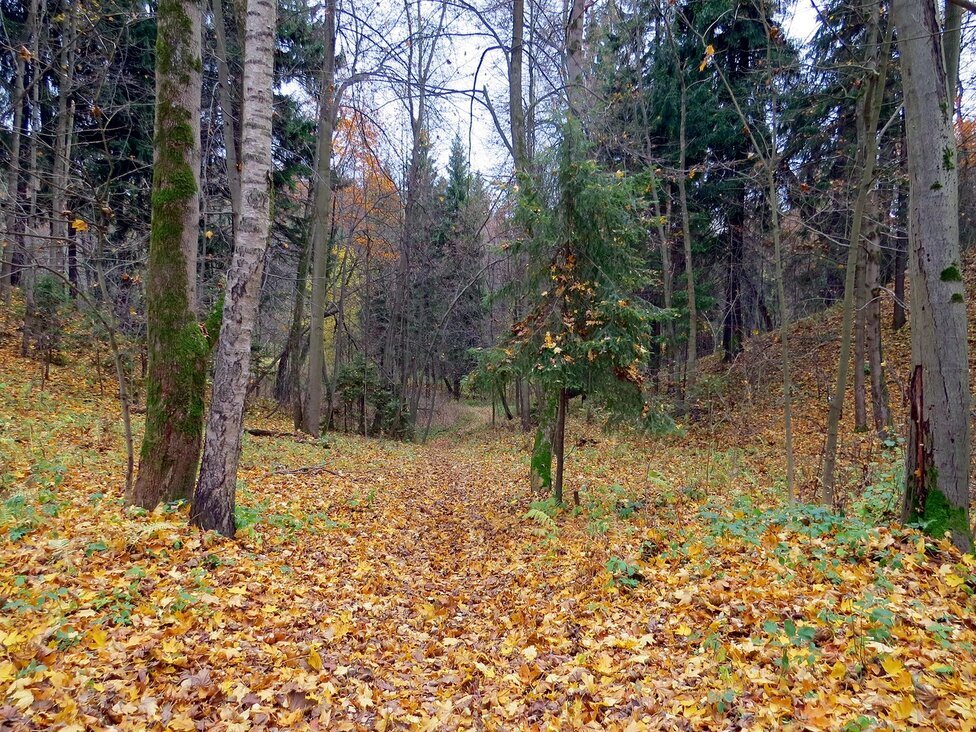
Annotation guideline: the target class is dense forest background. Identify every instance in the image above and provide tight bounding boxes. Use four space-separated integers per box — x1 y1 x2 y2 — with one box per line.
4 0 976 728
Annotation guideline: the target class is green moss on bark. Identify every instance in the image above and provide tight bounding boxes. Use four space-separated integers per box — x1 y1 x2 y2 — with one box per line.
131 0 204 508
917 488 972 544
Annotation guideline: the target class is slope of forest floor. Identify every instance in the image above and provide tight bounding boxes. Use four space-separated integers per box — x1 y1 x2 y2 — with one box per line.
2 276 976 730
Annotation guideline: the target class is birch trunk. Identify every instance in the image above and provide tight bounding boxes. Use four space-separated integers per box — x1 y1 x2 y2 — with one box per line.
193 0 277 537
894 0 972 551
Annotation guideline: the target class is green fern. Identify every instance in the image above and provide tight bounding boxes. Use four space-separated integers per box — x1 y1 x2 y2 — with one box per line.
524 507 558 538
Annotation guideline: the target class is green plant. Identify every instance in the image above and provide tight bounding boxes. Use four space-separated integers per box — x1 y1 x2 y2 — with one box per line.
525 497 559 542
851 439 904 524
606 556 643 588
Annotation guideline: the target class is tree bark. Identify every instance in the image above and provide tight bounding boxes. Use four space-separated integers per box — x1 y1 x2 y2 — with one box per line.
302 0 337 436
894 0 972 551
0 54 25 301
510 0 533 434
864 192 893 436
193 0 277 537
854 240 868 432
820 9 890 505
677 77 697 399
212 0 242 230
130 0 206 509
552 387 567 505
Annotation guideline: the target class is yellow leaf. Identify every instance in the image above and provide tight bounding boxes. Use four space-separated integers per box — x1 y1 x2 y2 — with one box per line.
0 661 16 683
11 688 34 711
945 573 966 588
675 624 693 637
881 657 905 676
699 44 715 72
167 715 197 731
890 695 914 721
308 646 323 671
522 645 538 661
71 218 89 232
89 627 107 649
593 653 614 675
829 660 846 680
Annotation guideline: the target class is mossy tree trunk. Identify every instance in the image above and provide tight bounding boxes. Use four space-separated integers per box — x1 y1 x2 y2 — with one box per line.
129 0 206 509
193 0 277 537
894 0 972 552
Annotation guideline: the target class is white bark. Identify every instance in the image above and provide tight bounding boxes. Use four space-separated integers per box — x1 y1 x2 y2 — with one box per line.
193 0 277 536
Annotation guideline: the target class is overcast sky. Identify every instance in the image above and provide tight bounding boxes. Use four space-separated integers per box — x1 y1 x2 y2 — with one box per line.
414 0 824 179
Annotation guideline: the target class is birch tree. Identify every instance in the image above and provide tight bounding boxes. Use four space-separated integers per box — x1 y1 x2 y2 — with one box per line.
193 0 277 536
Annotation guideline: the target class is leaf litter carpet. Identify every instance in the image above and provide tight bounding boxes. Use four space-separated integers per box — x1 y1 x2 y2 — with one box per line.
1 338 975 730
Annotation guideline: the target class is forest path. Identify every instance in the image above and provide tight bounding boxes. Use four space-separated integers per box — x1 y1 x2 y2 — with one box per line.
3 329 976 730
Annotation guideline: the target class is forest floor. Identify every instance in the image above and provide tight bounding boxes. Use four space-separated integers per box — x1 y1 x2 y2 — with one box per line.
2 294 976 730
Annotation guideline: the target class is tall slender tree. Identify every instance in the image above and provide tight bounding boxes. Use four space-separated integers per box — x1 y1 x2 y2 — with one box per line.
129 0 207 509
302 0 337 436
192 0 277 536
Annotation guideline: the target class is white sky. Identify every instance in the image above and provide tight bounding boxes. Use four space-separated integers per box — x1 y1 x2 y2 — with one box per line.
424 0 824 178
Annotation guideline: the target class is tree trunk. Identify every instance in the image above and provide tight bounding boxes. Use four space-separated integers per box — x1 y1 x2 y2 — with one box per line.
130 0 206 509
212 0 242 230
722 201 744 362
303 0 337 436
768 163 796 502
853 240 868 432
286 233 310 427
864 192 892 436
510 0 533 435
193 0 277 537
552 387 567 505
0 54 25 301
820 11 890 505
893 130 908 330
677 77 697 399
894 0 972 552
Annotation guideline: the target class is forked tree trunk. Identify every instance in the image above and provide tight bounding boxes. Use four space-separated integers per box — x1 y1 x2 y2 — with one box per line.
193 0 277 537
129 0 206 509
894 0 972 551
